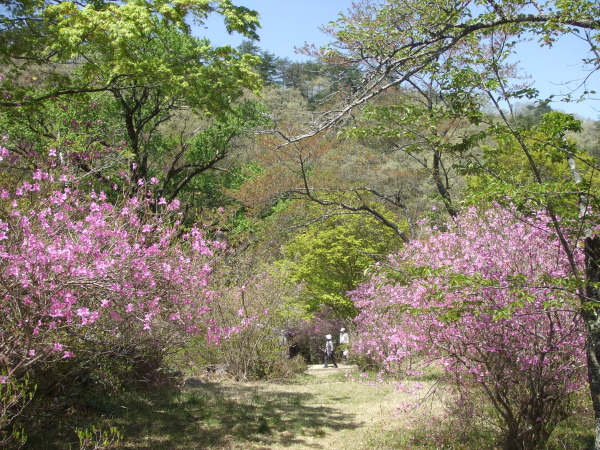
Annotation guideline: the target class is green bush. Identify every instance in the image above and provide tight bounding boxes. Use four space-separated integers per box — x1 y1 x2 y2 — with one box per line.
0 372 34 448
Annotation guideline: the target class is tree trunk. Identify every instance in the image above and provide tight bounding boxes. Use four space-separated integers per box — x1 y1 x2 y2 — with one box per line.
584 235 600 449
432 149 457 218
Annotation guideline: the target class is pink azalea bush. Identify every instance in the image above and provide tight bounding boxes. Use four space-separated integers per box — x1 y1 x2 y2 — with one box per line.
351 208 587 448
0 141 224 391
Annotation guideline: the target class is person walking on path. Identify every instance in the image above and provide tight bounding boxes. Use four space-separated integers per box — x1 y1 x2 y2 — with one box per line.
339 328 349 361
324 334 338 368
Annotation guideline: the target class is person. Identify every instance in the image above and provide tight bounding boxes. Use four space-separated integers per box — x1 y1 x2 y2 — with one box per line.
324 334 337 368
339 328 349 361
287 331 300 359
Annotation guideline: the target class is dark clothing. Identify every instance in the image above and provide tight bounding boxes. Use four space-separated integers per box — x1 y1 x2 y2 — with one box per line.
324 339 337 368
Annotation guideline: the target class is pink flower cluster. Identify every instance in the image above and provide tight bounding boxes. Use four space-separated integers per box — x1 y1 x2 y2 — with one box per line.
0 162 223 372
351 207 586 437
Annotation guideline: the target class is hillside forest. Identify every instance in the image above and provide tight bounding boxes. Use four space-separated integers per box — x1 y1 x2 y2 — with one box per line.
1 0 600 448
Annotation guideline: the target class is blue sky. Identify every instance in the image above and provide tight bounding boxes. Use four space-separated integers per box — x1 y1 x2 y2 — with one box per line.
199 1 349 58
198 1 598 120
507 35 599 120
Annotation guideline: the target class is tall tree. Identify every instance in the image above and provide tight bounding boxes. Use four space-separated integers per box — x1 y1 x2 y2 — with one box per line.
279 211 401 317
0 0 260 105
0 0 266 215
293 0 598 138
286 0 600 445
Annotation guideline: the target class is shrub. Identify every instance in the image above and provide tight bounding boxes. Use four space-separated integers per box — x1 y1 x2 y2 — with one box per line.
352 207 587 449
0 372 34 448
208 267 307 380
0 140 224 434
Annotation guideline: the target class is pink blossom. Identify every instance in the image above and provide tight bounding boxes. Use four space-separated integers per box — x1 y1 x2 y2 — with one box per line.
0 151 223 384
351 206 586 442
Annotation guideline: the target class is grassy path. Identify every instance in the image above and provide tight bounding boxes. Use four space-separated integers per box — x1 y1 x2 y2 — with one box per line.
25 363 594 448
115 364 436 449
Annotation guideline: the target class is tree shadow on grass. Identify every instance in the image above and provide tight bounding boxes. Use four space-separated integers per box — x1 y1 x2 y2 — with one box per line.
111 381 361 449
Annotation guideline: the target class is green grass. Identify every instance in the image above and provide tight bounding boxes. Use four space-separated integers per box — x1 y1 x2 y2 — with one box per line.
22 377 335 449
19 371 596 450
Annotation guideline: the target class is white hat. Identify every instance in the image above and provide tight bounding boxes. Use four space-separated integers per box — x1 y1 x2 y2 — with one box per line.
340 328 346 332
326 334 332 339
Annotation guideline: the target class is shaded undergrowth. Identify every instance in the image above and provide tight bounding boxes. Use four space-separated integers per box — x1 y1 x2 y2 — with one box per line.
18 370 596 449
22 374 360 449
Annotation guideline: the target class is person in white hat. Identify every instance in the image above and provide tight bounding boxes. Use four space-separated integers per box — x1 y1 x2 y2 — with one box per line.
324 334 337 368
339 328 349 361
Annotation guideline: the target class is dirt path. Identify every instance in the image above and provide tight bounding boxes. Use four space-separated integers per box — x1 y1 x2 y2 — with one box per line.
107 363 593 449
305 363 358 377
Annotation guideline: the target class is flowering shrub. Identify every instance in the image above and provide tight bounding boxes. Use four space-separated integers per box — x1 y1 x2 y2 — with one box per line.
198 265 307 381
351 207 587 448
0 140 224 393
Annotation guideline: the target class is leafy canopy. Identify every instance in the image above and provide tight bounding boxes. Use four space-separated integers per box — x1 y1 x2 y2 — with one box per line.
0 0 262 109
280 212 401 318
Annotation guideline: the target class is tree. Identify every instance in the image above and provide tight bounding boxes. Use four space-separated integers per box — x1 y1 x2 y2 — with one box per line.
279 212 401 317
352 207 587 448
0 0 265 216
344 80 471 219
238 40 282 85
285 0 600 445
292 0 598 137
0 0 260 106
